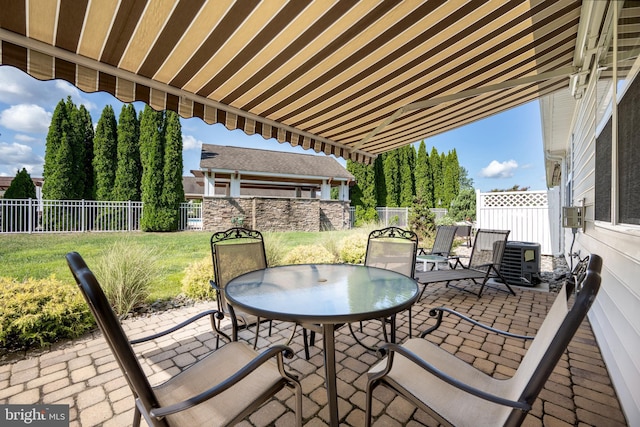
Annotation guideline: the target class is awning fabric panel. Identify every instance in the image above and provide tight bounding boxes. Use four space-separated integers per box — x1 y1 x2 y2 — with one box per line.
0 0 582 164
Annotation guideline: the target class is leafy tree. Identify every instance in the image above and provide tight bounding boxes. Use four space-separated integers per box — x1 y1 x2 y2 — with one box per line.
449 188 476 221
459 166 474 190
160 111 185 231
139 106 166 231
113 104 141 201
4 168 36 199
490 184 530 192
78 105 95 200
93 105 118 200
408 196 436 244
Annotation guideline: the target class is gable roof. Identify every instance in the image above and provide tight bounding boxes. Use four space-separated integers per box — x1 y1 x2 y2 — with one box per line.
198 144 353 181
0 1 583 164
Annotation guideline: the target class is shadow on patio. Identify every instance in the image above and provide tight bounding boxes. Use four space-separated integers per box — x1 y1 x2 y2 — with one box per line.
0 278 628 426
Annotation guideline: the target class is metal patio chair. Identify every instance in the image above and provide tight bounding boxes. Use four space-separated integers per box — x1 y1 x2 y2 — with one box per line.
66 251 302 427
417 225 457 259
366 254 603 427
210 227 272 348
349 226 419 346
416 229 515 298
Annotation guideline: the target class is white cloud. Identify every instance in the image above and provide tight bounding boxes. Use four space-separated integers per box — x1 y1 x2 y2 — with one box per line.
0 142 44 177
480 159 518 178
0 67 96 111
183 134 203 151
14 134 40 143
0 104 51 134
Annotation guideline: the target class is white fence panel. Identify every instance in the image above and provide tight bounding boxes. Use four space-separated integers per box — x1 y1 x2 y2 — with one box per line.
0 199 199 233
476 190 552 254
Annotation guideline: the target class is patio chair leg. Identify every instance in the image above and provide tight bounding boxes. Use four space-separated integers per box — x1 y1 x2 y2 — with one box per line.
302 328 310 360
132 406 141 427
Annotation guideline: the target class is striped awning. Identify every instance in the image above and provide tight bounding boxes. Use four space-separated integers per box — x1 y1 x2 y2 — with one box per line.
0 0 583 164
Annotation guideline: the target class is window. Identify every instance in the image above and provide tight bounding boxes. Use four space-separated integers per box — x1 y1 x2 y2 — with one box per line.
594 1 640 226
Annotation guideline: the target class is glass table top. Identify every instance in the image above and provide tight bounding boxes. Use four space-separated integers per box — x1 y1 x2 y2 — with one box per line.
225 263 419 324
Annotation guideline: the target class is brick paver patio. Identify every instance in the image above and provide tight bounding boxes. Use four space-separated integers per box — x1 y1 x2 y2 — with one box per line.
0 279 628 426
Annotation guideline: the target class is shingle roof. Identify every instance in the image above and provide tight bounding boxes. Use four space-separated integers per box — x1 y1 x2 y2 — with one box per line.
199 144 354 180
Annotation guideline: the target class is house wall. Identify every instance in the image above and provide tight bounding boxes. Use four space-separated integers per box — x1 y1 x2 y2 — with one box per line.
202 196 350 232
565 67 640 424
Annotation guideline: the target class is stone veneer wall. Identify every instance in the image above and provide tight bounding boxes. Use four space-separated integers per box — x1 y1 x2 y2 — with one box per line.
202 197 351 232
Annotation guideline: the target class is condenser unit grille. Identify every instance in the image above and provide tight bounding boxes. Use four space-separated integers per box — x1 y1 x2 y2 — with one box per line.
500 242 541 286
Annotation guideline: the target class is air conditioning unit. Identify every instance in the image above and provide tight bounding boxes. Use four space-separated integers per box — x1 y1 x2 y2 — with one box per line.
499 241 541 286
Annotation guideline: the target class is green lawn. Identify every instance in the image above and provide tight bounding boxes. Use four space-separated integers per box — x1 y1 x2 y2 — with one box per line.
0 230 359 301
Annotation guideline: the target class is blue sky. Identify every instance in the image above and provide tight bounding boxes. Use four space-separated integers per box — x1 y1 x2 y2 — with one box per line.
0 65 547 192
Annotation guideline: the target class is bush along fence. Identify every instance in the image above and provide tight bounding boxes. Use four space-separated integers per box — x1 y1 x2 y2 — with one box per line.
348 207 448 228
0 198 202 233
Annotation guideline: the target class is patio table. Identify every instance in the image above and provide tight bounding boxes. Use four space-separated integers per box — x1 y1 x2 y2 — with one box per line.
416 254 450 271
225 263 419 426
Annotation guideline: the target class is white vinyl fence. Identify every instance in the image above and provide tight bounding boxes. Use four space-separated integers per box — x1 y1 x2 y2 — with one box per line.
0 199 201 233
475 190 552 254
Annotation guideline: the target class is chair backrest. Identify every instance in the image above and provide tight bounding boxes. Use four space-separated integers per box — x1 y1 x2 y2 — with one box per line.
503 254 602 426
468 229 510 271
211 228 267 309
365 227 418 278
431 225 457 256
65 252 167 427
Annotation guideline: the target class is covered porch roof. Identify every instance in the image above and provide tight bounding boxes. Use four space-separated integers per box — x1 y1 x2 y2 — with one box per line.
0 0 583 164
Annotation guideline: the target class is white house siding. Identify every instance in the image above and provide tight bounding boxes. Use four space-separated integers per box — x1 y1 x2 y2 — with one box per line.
563 68 640 425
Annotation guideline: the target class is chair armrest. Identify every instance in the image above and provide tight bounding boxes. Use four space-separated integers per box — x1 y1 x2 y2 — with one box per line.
148 344 296 418
447 255 466 268
372 342 531 411
129 310 229 345
209 279 221 292
420 307 534 340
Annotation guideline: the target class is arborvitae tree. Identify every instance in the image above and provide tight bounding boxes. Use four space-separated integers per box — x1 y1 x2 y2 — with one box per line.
442 149 460 208
383 149 400 206
2 168 37 232
399 145 415 207
415 140 434 207
139 106 166 231
4 168 36 199
429 147 443 207
160 110 185 231
93 105 118 200
374 155 386 207
113 104 141 201
347 160 378 224
63 98 86 199
42 99 70 199
78 105 95 200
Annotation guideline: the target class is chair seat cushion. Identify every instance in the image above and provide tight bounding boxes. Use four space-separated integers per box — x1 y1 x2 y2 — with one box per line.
154 341 284 426
370 338 518 427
